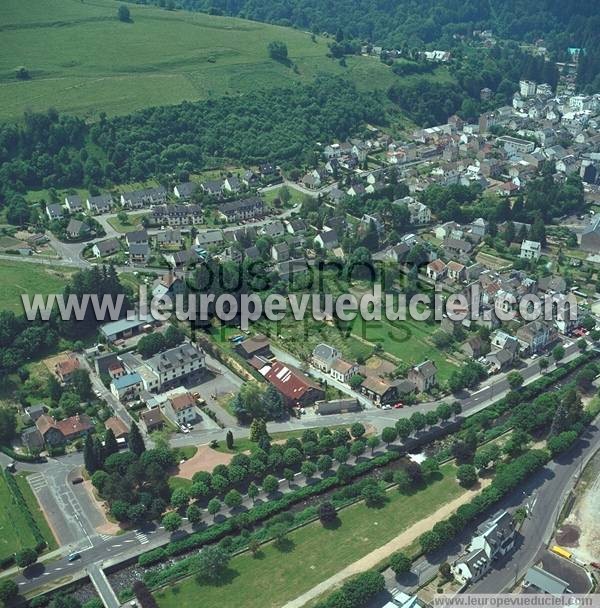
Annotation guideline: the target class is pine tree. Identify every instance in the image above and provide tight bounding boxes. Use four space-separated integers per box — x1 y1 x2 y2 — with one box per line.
93 436 105 469
104 428 119 459
129 422 145 456
83 434 99 473
249 419 261 442
226 430 234 450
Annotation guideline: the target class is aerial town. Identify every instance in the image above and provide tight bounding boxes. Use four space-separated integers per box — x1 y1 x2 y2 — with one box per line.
0 2 599 608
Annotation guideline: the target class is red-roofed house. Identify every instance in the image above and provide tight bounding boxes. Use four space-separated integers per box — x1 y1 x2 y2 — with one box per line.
55 357 80 383
264 361 325 408
163 392 198 426
36 413 93 446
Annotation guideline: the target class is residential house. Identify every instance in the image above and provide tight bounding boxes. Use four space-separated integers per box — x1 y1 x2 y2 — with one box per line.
163 392 198 427
110 373 143 400
129 243 151 265
360 376 398 406
140 408 165 433
447 261 467 282
120 187 167 209
173 182 198 199
435 221 461 241
408 360 438 392
155 229 184 248
486 348 515 373
144 343 206 391
277 258 309 281
99 314 152 343
271 242 290 262
580 217 600 252
86 194 113 214
426 259 447 282
66 219 88 239
443 238 473 258
200 180 224 197
223 176 241 193
516 321 557 354
107 363 126 379
452 511 516 585
261 221 285 239
36 414 93 447
195 230 224 248
152 272 186 300
330 359 358 384
312 344 341 373
361 213 384 235
125 230 148 246
46 204 64 221
64 195 84 214
55 357 80 383
150 204 202 227
236 334 272 360
347 183 366 197
302 173 321 190
105 416 129 441
520 240 542 260
218 198 264 222
25 404 46 422
314 230 339 250
92 238 120 258
461 336 484 358
407 201 431 225
263 361 325 408
259 163 277 178
164 248 198 269
286 219 307 235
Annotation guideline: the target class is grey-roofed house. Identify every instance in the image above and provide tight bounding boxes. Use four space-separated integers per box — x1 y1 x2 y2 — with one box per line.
65 195 84 213
125 229 148 246
236 334 272 359
22 427 44 452
66 218 88 239
314 230 338 250
312 343 341 373
164 248 198 268
195 230 224 248
25 404 46 422
86 193 113 214
261 221 285 238
218 197 264 222
408 360 437 392
155 229 183 248
223 176 241 193
120 187 167 209
144 342 205 391
201 180 224 197
580 216 600 252
174 182 198 199
286 219 307 235
271 242 290 262
92 238 120 258
129 242 151 264
277 258 309 281
46 203 64 221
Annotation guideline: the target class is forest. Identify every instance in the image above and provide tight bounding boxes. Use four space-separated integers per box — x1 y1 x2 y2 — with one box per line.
134 0 600 89
0 77 384 203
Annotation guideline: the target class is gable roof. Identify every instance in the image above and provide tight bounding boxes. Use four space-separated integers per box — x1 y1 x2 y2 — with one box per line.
264 361 322 401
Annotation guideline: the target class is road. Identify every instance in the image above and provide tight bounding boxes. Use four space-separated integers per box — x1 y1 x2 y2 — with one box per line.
385 418 600 599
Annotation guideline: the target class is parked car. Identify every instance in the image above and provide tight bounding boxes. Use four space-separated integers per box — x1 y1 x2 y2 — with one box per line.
67 553 81 562
381 404 392 410
71 477 84 485
393 402 404 409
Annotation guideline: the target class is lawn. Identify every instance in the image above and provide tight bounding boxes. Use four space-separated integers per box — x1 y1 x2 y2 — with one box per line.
155 463 464 608
106 213 149 233
352 317 460 383
0 472 56 559
0 259 75 314
0 0 396 122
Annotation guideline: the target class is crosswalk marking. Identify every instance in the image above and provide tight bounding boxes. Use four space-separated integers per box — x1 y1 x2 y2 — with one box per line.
135 531 149 545
28 473 47 492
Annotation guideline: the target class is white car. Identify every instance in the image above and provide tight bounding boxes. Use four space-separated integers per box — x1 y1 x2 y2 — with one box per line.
181 427 190 434
381 404 392 410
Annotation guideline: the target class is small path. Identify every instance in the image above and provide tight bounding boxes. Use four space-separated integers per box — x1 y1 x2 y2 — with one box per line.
282 479 491 608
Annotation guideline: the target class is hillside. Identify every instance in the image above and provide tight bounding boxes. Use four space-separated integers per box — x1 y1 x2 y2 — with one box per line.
0 0 396 121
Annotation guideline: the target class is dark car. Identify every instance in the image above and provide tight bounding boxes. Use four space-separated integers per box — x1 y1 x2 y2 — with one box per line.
71 477 84 485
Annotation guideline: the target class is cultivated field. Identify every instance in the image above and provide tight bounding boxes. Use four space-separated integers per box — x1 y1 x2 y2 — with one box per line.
0 0 396 121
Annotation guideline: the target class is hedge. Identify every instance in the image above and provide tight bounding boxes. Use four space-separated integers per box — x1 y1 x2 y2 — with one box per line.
0 445 43 463
313 571 385 608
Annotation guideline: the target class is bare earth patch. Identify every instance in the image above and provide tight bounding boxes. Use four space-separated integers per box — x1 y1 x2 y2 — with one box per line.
175 445 234 479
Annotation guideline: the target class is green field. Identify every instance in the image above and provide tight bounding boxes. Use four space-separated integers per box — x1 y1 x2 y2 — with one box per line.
352 317 460 383
0 259 75 314
106 212 149 233
0 0 396 122
0 473 56 559
156 463 463 608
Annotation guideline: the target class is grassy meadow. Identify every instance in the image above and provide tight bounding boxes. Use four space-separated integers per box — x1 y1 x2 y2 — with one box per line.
0 0 397 121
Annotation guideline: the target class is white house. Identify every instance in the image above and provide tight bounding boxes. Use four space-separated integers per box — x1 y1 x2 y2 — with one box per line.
163 392 198 427
312 343 341 373
330 359 358 383
520 240 541 260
